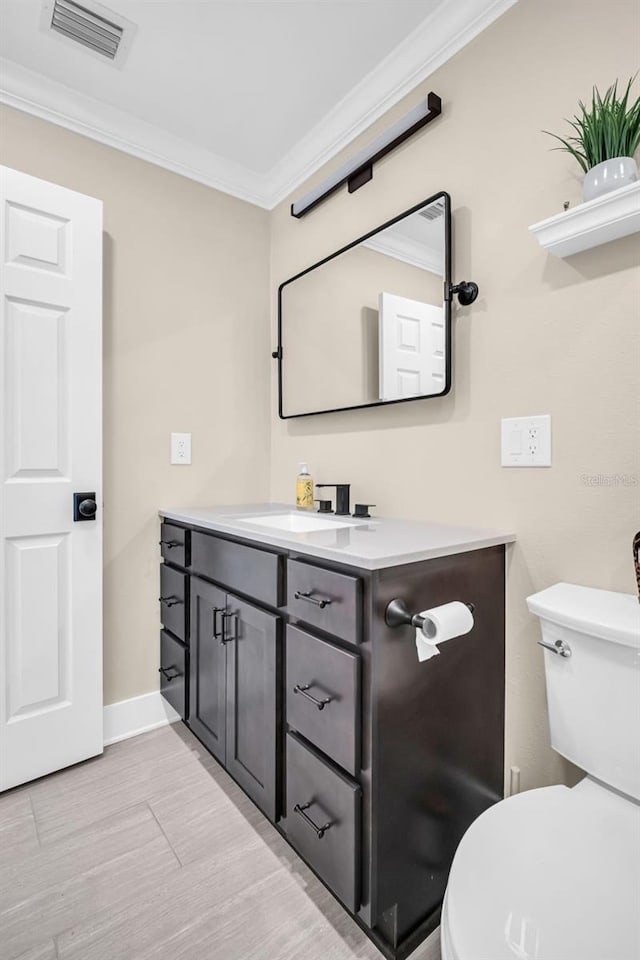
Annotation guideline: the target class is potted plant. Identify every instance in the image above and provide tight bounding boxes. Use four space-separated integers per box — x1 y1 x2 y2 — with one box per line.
545 77 640 202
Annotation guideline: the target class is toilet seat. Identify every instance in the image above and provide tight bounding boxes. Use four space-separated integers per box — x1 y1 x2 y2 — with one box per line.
441 779 640 960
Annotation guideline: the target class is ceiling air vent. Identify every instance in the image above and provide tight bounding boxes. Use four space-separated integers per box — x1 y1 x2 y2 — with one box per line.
419 199 445 222
41 0 136 66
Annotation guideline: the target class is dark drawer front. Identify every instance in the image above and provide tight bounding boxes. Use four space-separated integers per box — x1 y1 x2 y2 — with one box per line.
286 732 360 913
160 521 189 569
159 564 187 642
287 559 362 644
191 531 283 608
286 625 360 776
160 630 187 720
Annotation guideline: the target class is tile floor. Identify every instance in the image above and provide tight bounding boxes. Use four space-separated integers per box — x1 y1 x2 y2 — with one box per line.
0 723 441 960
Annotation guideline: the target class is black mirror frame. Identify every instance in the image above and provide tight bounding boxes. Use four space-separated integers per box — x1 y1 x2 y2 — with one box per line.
274 191 471 420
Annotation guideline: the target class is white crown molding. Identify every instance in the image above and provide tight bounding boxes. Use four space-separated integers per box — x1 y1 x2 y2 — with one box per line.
0 58 272 208
103 689 179 746
529 180 640 257
266 0 519 207
0 0 517 210
363 233 443 275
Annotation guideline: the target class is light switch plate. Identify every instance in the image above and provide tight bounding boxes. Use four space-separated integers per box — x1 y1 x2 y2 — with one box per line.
501 415 551 467
171 432 191 465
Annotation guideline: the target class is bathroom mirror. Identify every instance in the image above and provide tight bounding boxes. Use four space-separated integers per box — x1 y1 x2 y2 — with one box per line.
275 191 451 418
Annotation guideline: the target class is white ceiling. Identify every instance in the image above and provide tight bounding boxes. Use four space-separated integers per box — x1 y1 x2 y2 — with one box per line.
0 0 517 207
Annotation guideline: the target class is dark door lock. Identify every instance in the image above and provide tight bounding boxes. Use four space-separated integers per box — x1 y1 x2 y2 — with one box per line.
73 492 97 522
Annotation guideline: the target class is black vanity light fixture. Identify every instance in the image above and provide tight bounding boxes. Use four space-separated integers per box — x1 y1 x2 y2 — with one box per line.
291 92 442 219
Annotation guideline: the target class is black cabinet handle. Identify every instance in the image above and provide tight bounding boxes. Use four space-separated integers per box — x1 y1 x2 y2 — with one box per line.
293 801 332 839
158 665 181 682
293 683 332 711
212 607 224 640
220 611 238 645
159 539 181 549
294 590 332 609
159 596 183 607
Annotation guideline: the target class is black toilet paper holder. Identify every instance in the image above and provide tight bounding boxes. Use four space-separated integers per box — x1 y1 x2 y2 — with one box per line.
385 598 475 633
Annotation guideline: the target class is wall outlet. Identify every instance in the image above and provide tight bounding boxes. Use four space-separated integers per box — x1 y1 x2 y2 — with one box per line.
501 415 551 467
171 432 191 465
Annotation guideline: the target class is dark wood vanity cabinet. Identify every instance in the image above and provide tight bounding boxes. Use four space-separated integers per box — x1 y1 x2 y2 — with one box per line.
189 575 281 820
159 517 506 960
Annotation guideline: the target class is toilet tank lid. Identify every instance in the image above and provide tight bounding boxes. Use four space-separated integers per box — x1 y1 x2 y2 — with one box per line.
527 582 640 648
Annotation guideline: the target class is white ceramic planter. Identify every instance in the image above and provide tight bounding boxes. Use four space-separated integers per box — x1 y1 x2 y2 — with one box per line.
583 157 638 202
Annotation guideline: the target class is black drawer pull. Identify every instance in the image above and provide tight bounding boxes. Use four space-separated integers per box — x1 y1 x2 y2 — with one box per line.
293 683 332 711
221 611 238 645
159 595 183 607
294 801 333 839
159 539 181 549
158 665 181 682
294 590 332 609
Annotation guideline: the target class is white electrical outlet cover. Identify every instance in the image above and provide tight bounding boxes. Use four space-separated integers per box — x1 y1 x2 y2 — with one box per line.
501 415 551 467
171 432 192 465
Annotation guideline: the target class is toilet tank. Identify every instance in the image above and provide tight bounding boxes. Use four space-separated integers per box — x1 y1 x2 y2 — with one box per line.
527 583 640 801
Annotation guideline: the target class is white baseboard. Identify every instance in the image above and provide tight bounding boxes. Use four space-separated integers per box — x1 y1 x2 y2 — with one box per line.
103 690 180 746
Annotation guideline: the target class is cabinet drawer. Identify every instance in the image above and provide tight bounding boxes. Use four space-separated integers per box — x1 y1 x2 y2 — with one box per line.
191 531 284 608
287 559 362 644
160 629 187 720
286 625 360 775
159 564 187 642
286 732 360 913
160 521 189 569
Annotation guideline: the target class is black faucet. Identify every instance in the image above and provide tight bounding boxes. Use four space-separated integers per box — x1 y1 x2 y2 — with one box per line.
316 483 351 516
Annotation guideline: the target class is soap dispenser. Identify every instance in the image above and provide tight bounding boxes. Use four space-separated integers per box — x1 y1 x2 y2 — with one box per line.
296 463 314 511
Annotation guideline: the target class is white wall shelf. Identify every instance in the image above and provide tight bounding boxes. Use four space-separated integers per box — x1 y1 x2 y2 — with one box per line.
529 180 640 257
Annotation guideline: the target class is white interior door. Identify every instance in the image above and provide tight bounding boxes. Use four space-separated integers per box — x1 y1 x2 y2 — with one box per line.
0 166 103 791
379 291 446 401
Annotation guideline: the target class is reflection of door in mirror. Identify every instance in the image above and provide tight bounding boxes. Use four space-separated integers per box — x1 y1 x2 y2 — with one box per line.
379 293 445 401
279 193 449 418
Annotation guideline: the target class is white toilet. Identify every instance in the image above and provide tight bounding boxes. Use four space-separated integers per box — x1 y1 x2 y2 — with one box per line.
440 582 640 960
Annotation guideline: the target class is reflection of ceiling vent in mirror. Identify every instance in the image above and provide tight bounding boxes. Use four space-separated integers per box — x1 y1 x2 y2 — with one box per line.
419 200 445 222
41 0 136 66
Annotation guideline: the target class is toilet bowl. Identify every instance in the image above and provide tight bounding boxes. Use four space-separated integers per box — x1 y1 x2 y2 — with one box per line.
441 583 640 960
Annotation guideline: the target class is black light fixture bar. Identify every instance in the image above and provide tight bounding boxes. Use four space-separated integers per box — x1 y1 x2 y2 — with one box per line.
291 91 442 219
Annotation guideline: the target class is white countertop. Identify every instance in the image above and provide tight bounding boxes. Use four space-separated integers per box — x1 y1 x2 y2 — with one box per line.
159 503 515 570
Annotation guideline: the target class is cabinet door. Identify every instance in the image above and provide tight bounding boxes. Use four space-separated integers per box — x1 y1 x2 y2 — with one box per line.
225 594 280 821
189 577 227 764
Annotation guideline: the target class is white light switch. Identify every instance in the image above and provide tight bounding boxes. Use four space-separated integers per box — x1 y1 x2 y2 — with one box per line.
501 415 551 467
171 432 191 465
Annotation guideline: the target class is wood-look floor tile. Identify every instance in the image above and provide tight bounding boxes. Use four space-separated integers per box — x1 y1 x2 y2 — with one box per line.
30 733 203 846
13 942 58 960
1 833 179 960
0 793 39 857
0 802 166 913
56 833 285 960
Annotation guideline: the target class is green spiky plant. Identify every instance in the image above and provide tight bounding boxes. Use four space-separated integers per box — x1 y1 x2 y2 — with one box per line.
544 77 640 173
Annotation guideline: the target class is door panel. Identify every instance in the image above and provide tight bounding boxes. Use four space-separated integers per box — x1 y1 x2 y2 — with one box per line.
189 577 227 764
225 594 280 821
0 166 103 791
379 292 445 400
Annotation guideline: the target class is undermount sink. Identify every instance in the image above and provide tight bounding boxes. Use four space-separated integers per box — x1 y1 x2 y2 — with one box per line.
237 512 359 534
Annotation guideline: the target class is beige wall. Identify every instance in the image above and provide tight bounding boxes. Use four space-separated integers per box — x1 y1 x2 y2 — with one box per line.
270 0 640 792
0 105 271 706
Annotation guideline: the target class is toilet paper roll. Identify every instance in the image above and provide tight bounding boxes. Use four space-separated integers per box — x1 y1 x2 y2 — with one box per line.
415 601 474 662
